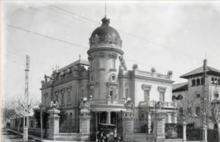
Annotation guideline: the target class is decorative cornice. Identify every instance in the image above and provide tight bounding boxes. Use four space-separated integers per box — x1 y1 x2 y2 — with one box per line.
66 86 72 92
60 88 65 94
133 75 174 84
107 82 118 87
98 52 106 58
87 47 124 55
158 86 167 93
125 83 130 87
142 84 152 91
110 69 117 72
55 90 59 95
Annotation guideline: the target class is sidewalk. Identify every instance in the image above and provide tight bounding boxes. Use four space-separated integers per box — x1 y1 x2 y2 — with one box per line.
7 129 41 141
7 129 80 142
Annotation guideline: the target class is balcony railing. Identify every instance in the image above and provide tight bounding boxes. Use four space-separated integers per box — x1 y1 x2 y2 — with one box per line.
139 101 176 108
91 99 125 105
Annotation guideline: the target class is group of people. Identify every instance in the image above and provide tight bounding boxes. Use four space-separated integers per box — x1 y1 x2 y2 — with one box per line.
96 128 119 142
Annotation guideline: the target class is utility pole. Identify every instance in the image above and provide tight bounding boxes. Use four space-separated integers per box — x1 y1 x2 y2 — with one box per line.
202 59 207 142
23 55 30 142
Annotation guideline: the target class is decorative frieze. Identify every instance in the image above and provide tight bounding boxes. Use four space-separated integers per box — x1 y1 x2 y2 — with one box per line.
109 53 118 59
89 33 122 48
98 52 106 58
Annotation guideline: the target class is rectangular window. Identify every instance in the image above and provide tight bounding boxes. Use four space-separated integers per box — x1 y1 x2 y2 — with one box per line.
61 94 64 104
196 107 200 115
90 89 94 96
159 92 165 102
196 94 200 98
144 90 149 101
125 88 129 98
112 58 116 69
110 91 113 96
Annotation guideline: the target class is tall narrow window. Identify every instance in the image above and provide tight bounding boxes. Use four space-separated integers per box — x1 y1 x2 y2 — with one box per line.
55 93 58 102
196 107 200 115
159 92 165 102
144 90 149 101
90 88 94 96
125 88 129 98
192 79 196 86
112 58 116 70
67 92 71 104
61 93 64 104
110 90 113 99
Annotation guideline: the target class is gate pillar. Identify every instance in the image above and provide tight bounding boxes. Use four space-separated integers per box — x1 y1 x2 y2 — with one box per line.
152 110 166 142
47 108 60 140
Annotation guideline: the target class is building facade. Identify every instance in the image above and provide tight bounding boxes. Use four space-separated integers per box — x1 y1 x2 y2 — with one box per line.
173 63 220 128
41 17 177 140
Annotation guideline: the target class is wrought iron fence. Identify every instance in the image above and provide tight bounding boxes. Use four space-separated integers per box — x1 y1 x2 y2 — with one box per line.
60 117 79 133
133 119 151 133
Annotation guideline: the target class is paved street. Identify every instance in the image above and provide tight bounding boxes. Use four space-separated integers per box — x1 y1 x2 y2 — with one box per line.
1 130 36 142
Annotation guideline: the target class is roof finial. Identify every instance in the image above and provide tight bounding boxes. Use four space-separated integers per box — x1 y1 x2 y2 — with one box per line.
105 1 107 18
79 54 81 61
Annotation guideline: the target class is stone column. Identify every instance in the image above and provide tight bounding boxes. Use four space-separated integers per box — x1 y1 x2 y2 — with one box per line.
167 113 172 123
153 111 166 142
123 111 134 141
183 121 187 142
47 108 60 140
148 113 152 133
107 111 111 124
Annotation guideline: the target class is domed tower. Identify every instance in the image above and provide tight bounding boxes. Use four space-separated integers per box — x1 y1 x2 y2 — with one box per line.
87 17 124 103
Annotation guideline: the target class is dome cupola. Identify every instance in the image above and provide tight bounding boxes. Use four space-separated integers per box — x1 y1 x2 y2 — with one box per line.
89 17 122 49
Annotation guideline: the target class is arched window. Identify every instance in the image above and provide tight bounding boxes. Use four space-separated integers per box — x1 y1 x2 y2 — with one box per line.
196 79 200 86
192 79 195 86
70 113 73 117
201 78 204 85
100 112 107 123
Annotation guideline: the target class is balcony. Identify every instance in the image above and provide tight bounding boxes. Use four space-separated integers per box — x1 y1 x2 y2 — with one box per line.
91 99 125 106
139 101 176 109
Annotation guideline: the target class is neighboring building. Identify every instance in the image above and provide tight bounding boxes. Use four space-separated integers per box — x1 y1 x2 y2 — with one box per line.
41 17 177 138
173 63 220 128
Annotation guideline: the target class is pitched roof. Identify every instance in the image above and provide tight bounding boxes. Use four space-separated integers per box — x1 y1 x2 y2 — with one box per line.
172 82 188 92
180 66 220 79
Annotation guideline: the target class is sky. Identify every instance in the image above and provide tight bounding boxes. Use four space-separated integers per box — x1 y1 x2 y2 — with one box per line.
1 1 220 102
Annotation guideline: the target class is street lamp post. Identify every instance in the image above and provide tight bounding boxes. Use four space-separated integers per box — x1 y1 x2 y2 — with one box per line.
39 103 45 142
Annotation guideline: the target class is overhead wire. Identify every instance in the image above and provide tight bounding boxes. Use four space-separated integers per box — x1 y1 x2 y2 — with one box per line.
42 2 220 65
3 2 219 78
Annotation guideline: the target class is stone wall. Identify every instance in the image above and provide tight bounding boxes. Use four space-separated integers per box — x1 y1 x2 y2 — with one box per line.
53 133 89 141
